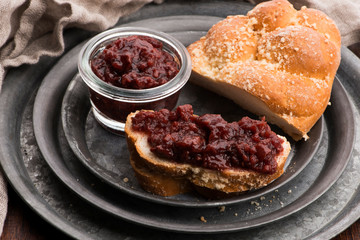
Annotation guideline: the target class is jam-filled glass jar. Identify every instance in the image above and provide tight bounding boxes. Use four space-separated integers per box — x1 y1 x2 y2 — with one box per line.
78 27 191 134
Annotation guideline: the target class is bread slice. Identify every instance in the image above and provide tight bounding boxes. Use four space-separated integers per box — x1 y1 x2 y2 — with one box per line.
187 0 341 140
125 111 291 198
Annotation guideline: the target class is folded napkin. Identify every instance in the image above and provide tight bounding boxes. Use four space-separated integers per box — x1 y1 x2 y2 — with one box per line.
0 0 358 237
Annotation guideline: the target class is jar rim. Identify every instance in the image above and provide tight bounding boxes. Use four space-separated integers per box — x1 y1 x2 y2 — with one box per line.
78 27 192 102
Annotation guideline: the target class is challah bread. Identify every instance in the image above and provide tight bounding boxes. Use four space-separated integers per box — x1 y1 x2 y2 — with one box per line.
187 0 341 140
125 106 291 197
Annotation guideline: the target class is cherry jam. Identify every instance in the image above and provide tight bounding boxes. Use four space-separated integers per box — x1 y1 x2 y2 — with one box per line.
91 35 179 89
132 105 284 174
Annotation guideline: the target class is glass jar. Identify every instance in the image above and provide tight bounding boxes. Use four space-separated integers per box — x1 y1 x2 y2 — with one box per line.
78 27 192 134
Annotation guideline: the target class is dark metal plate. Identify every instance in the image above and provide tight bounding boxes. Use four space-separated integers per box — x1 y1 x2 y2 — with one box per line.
61 64 322 207
32 14 353 232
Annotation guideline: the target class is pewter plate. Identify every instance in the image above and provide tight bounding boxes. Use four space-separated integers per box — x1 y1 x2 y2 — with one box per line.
0 1 359 239
60 70 322 207
32 14 353 232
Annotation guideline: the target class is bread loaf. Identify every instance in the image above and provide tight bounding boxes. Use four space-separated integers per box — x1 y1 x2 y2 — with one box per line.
125 108 291 198
187 0 341 140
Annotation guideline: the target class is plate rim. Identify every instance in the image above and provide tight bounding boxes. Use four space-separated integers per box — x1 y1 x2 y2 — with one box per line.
0 1 358 238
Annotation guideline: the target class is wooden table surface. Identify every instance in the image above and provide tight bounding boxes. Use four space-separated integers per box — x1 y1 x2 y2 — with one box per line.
1 44 360 240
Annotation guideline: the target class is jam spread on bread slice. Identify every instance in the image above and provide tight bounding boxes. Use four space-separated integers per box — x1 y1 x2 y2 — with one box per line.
131 105 284 174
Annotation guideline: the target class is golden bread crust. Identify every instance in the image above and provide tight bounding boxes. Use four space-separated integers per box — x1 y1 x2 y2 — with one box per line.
187 0 341 140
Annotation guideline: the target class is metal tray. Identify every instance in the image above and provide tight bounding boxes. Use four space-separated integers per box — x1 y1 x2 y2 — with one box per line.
0 1 359 239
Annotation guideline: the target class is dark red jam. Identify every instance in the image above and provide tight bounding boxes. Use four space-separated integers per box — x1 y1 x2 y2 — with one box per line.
131 105 284 174
90 89 180 123
91 35 180 89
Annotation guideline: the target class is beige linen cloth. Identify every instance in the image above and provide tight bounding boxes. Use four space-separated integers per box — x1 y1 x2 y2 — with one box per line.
0 0 358 236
